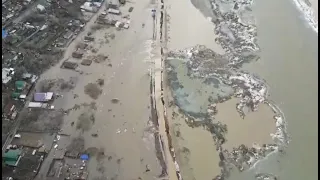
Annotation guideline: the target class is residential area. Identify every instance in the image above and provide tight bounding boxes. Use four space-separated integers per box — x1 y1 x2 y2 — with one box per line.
2 0 145 179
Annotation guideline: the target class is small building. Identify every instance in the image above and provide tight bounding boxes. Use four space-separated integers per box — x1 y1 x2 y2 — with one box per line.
2 68 14 84
81 2 98 12
15 81 26 91
36 4 45 12
3 149 22 167
84 36 95 42
11 92 26 100
3 102 17 120
33 92 54 102
28 102 50 108
62 61 78 70
28 102 43 108
72 50 84 58
63 30 74 40
22 73 39 84
108 8 121 15
12 81 32 99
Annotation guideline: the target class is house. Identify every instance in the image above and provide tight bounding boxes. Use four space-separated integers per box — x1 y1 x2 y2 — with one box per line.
62 61 78 70
2 68 14 84
72 50 84 58
33 92 54 102
84 36 95 42
12 81 32 99
15 81 26 91
3 102 17 120
3 149 22 167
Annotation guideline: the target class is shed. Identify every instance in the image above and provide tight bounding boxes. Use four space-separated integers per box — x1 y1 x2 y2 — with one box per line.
28 102 43 108
3 149 22 166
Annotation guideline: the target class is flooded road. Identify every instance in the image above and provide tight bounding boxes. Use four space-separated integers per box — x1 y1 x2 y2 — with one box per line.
34 0 168 179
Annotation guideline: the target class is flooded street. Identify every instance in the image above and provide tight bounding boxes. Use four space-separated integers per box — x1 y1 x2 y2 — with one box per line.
34 0 167 179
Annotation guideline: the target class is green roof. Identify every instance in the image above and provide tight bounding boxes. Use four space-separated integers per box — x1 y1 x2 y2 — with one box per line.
4 149 21 166
15 81 26 91
11 92 21 98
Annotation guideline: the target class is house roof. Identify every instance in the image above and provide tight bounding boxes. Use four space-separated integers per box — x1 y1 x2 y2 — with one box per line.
2 68 14 84
4 149 21 166
15 81 26 90
4 149 21 160
3 102 15 114
11 92 21 99
34 92 53 102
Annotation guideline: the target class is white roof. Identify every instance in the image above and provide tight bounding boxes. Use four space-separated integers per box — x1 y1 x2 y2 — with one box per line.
36 4 45 11
19 95 27 99
45 92 54 100
28 102 43 108
108 8 120 15
2 68 14 84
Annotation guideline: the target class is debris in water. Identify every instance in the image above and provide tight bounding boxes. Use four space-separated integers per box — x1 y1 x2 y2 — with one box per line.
111 98 120 104
116 129 121 134
84 83 102 99
97 78 105 86
145 164 150 172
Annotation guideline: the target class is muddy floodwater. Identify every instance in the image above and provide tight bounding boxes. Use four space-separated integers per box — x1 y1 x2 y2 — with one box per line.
231 0 318 179
164 0 317 179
